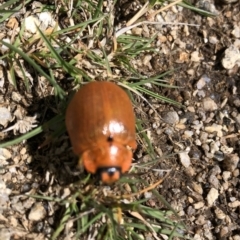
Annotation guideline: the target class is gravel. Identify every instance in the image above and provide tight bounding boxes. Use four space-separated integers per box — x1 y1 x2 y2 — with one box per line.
0 0 240 239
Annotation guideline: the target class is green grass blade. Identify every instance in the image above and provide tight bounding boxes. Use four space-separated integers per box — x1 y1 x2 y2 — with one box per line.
0 114 64 148
1 40 66 99
180 0 218 16
0 0 33 23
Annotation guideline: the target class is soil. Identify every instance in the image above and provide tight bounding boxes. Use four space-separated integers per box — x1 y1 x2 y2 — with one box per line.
0 1 240 240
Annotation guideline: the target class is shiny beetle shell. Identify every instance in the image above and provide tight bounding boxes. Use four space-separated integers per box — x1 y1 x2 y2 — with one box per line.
65 81 136 184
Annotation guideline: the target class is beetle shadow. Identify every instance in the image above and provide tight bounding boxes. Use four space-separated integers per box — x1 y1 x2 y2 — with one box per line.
29 96 85 186
13 92 88 194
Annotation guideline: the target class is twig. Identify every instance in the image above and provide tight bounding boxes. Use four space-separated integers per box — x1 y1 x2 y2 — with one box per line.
115 21 200 38
120 170 171 199
126 1 149 27
148 0 183 19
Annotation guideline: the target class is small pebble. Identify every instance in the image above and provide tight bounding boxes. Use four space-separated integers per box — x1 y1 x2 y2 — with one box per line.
202 97 218 111
195 215 205 225
209 36 218 44
222 45 240 69
0 228 11 240
232 25 240 38
209 165 221 175
183 130 194 138
28 203 47 221
233 235 240 240
213 151 224 161
162 111 179 125
233 169 239 177
132 27 142 36
24 16 40 34
0 107 12 127
192 182 203 195
228 200 240 208
223 154 239 171
178 151 191 168
1 38 11 53
205 124 222 137
220 226 229 238
207 188 219 206
194 201 204 209
191 51 203 62
214 208 226 220
196 75 210 89
0 148 11 161
38 12 55 30
11 92 22 102
208 174 219 189
221 145 234 154
222 171 231 181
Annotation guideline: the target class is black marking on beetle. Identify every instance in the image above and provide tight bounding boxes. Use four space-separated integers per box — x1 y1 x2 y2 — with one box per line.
107 136 114 142
97 167 122 176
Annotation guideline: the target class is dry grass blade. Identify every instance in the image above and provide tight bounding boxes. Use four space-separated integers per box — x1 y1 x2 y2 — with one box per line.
126 1 150 26
121 171 171 199
149 0 183 19
128 211 161 240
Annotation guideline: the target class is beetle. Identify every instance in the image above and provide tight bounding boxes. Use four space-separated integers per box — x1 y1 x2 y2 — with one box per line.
65 81 136 184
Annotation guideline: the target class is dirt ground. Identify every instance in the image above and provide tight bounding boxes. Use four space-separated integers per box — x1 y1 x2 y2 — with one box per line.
0 0 240 240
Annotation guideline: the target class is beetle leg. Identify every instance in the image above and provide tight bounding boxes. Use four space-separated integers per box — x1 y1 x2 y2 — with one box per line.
127 139 137 151
80 150 98 174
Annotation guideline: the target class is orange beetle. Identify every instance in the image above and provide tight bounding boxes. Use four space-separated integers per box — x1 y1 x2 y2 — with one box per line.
65 81 136 184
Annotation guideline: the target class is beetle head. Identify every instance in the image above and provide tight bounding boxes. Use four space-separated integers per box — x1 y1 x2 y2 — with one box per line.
80 143 133 184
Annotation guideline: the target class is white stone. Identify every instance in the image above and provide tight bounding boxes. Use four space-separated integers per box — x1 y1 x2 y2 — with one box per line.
209 36 218 44
202 97 218 111
196 77 206 90
194 201 204 209
1 38 11 53
0 148 11 161
38 12 55 30
214 208 226 220
207 188 219 206
222 171 231 181
28 203 46 221
222 45 240 69
232 26 240 38
228 200 240 208
178 151 191 168
205 124 222 137
184 130 194 138
0 107 12 127
24 16 40 34
191 51 204 62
